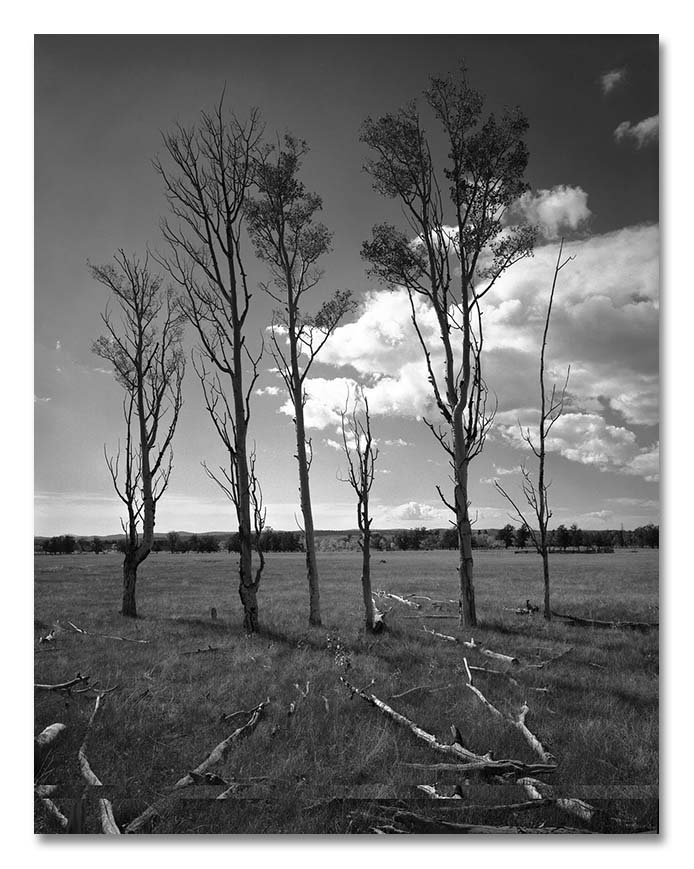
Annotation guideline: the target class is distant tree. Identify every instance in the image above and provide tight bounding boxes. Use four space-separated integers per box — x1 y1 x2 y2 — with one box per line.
439 527 459 549
569 523 583 548
166 531 180 554
91 250 185 617
496 524 515 549
156 99 266 633
495 241 573 619
92 536 105 554
245 134 355 627
515 524 530 549
555 525 571 551
338 390 379 631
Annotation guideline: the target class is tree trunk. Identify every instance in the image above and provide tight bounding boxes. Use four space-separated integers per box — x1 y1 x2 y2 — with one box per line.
238 577 259 634
361 527 375 631
542 549 551 621
122 558 138 618
294 393 321 627
453 415 477 628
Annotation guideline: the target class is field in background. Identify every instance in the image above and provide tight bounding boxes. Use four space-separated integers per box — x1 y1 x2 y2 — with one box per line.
34 548 659 833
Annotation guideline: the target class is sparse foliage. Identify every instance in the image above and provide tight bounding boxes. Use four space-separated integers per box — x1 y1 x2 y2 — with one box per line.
155 98 266 632
91 250 184 617
337 389 379 631
495 241 573 619
361 65 535 627
245 134 355 626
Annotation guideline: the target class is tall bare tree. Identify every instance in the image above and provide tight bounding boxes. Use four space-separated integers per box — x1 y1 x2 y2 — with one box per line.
245 135 354 627
91 251 185 618
154 101 266 633
338 389 379 631
495 240 573 620
361 67 535 627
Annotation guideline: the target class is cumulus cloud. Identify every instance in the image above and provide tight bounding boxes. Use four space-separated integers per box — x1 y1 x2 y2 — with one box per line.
390 501 447 522
511 185 591 239
498 411 659 482
614 115 659 148
600 68 627 95
255 385 282 397
383 438 412 447
55 340 62 351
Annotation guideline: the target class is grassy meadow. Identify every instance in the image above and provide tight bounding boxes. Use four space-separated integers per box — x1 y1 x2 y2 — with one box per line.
34 548 659 834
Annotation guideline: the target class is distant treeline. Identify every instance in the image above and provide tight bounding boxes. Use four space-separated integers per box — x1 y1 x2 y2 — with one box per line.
36 522 658 555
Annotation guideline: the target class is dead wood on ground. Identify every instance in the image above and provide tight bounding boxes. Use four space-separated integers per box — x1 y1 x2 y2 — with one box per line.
551 611 658 631
77 694 121 834
35 673 90 692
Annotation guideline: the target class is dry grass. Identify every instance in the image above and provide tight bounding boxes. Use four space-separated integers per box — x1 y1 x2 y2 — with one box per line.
34 548 658 834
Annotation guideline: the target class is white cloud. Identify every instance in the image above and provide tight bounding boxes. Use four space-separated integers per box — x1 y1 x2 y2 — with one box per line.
383 438 412 447
390 501 447 522
498 411 659 482
34 394 51 403
600 68 626 95
55 340 62 351
255 385 281 397
512 185 591 239
614 115 659 148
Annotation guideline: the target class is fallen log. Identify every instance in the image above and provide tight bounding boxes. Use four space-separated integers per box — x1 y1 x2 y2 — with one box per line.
463 660 554 764
518 776 645 832
174 699 268 787
375 591 421 609
422 625 457 642
463 638 519 666
35 673 89 692
124 699 269 833
551 611 658 631
37 794 69 830
417 786 553 814
66 621 150 643
390 684 450 701
35 723 67 760
340 677 556 777
78 695 120 834
358 808 589 834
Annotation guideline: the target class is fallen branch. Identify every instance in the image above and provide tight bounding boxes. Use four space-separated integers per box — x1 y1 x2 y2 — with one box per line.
340 677 556 777
521 646 573 670
78 695 120 834
35 673 89 692
358 808 588 835
37 795 69 830
174 699 268 787
390 684 450 701
512 705 555 764
375 590 421 609
417 786 553 814
551 611 658 631
422 625 457 642
463 638 519 666
463 660 554 764
35 723 67 760
518 776 644 832
66 621 150 643
125 699 269 833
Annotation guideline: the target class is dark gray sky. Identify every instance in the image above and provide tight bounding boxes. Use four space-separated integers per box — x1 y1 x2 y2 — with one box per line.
34 34 659 535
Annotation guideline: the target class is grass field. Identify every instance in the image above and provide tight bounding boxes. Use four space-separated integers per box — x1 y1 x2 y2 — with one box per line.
34 548 659 834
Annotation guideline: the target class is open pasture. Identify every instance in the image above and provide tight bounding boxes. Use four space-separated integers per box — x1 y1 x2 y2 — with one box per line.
34 548 659 834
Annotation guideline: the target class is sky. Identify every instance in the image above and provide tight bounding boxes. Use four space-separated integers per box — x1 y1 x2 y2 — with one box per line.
34 34 660 536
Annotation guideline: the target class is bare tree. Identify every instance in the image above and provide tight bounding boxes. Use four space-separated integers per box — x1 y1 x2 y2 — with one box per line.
91 251 184 617
495 240 573 620
361 66 535 627
338 389 379 631
154 100 266 633
245 135 355 627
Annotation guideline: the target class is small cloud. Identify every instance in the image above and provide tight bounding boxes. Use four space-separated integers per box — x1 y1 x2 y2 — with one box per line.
324 438 343 451
614 115 659 148
391 501 444 521
377 468 392 475
383 438 412 447
600 67 626 95
34 394 52 403
583 510 614 522
493 464 517 476
255 386 281 397
92 367 112 375
55 340 62 351
512 185 591 239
